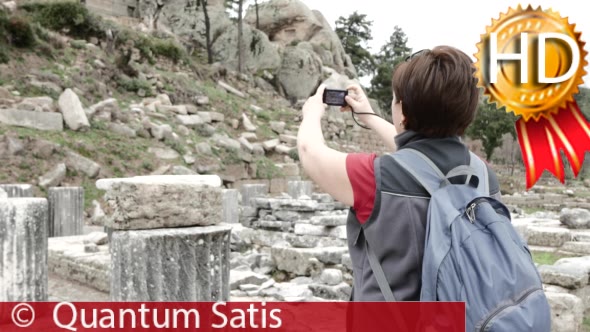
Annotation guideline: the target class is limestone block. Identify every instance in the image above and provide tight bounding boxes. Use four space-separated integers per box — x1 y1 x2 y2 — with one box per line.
546 292 584 332
0 108 64 131
271 247 348 276
104 180 223 230
525 226 572 247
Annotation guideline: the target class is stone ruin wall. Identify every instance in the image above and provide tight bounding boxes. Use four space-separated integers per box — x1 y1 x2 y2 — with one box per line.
4 173 590 331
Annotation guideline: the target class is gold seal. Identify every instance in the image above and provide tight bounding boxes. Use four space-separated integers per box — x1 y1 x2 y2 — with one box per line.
475 5 587 121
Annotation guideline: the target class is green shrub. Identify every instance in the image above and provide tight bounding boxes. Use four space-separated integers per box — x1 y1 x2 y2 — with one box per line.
114 28 186 64
256 158 283 179
70 39 86 49
257 111 271 121
135 35 185 64
0 11 12 62
0 48 8 64
133 35 154 62
31 22 49 42
22 2 103 39
0 9 8 38
141 161 154 171
34 40 55 59
6 16 36 48
288 148 299 161
117 76 152 95
165 139 186 155
151 39 184 63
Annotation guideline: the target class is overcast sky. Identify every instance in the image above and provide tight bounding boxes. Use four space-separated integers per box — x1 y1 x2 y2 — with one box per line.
295 0 590 87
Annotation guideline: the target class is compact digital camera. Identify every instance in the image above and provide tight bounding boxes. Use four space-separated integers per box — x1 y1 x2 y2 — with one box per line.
322 89 348 106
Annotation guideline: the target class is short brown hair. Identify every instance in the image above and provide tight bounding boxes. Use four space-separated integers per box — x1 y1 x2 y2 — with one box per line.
392 46 479 137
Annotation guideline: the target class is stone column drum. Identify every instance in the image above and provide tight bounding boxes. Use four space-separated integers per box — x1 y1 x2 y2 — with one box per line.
288 180 313 199
0 198 48 301
239 184 268 206
0 184 34 198
222 189 239 224
111 225 231 301
98 175 231 301
48 187 84 237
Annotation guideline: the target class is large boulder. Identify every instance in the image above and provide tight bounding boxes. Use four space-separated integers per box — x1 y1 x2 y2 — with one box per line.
244 0 323 45
309 10 356 77
560 208 590 229
136 0 232 50
545 291 584 332
212 24 281 73
277 42 322 101
58 89 90 131
245 0 356 76
322 66 358 90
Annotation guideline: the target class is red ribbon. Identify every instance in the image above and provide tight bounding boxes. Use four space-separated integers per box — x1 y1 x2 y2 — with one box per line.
516 101 590 189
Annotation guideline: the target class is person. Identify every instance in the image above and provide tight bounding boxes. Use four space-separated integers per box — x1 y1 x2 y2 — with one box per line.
297 46 502 301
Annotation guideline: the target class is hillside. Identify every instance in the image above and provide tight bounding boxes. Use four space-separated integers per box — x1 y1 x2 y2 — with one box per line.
1 0 588 219
0 1 389 217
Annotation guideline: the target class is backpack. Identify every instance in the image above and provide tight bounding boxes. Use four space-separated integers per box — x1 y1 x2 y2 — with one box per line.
366 148 551 332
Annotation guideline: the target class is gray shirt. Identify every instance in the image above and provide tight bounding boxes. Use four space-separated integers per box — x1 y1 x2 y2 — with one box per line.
347 130 501 301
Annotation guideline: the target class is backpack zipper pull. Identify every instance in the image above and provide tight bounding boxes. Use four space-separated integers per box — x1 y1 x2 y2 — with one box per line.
466 203 477 223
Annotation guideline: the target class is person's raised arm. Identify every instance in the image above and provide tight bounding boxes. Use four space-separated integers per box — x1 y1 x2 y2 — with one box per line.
343 85 398 152
297 85 354 207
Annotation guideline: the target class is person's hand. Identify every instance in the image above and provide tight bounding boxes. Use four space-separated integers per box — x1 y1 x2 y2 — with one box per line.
341 85 375 119
302 84 327 120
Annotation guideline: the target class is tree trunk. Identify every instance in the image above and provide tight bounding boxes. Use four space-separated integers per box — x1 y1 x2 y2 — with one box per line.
510 137 516 176
255 0 259 29
237 0 244 73
202 0 213 64
153 3 164 30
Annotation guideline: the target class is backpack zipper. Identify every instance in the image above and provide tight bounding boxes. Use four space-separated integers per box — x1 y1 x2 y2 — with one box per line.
478 287 542 332
466 203 477 223
465 198 488 223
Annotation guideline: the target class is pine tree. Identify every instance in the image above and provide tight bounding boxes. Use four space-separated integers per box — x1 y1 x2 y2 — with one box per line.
226 0 245 72
466 99 517 160
335 11 375 77
254 0 260 29
369 26 411 115
196 0 213 64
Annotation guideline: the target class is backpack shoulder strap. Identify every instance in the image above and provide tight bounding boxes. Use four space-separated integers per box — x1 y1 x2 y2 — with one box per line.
387 148 448 195
365 239 397 301
469 152 490 195
364 239 410 330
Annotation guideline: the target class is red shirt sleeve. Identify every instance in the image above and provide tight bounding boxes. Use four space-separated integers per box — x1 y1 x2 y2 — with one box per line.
346 153 378 224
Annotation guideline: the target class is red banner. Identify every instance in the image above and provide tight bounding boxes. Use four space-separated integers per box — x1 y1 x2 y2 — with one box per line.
0 302 465 332
516 101 590 189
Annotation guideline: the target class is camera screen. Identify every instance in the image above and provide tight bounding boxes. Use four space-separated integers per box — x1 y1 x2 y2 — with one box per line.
324 90 347 105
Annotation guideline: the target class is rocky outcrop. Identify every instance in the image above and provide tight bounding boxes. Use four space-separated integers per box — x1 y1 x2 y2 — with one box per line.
245 0 356 77
309 10 356 77
277 42 323 101
244 0 322 44
129 0 356 101
135 0 232 53
212 25 281 73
